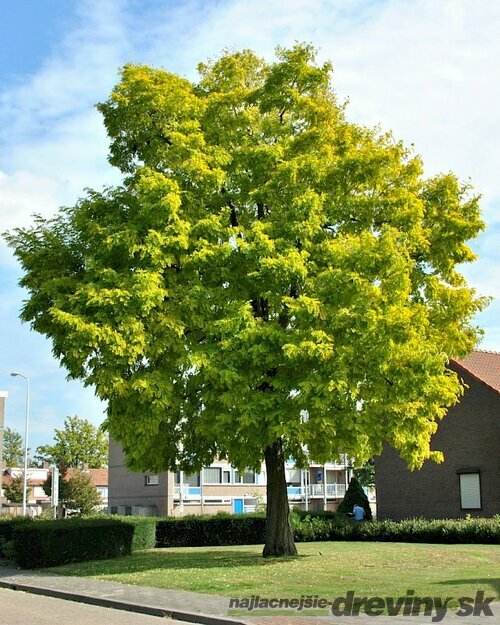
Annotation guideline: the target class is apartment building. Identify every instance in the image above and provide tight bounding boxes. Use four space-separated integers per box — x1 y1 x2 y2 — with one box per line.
109 438 351 516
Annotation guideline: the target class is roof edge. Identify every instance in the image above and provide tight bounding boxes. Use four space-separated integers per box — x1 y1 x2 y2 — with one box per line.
450 358 500 397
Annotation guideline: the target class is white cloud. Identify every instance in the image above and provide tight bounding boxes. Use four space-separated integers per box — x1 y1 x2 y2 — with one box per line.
0 0 127 211
0 170 59 230
325 0 500 207
0 0 130 139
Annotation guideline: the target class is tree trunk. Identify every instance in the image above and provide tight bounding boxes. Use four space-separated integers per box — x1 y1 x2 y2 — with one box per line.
263 438 298 557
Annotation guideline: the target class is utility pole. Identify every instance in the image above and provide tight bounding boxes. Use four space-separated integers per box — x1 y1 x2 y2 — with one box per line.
0 392 7 516
10 373 30 516
51 465 59 519
179 470 184 514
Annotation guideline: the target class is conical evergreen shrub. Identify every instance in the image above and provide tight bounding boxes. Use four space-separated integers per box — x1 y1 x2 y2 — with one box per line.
337 476 372 520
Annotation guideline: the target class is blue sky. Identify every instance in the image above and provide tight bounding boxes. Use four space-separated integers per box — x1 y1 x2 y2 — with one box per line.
1 0 499 450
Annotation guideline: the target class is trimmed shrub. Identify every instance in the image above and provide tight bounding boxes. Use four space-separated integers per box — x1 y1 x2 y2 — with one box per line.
337 476 373 520
156 513 266 547
10 512 496 567
156 513 499 548
292 508 338 520
292 514 500 544
12 518 135 568
100 515 157 550
0 517 32 557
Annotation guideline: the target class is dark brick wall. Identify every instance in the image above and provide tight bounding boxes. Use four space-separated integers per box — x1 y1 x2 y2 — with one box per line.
375 365 500 520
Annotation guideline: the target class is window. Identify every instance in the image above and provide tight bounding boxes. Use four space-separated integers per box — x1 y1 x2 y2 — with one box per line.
286 469 301 485
459 470 481 510
145 475 159 486
186 473 200 487
97 486 108 498
234 470 256 484
174 472 200 486
223 470 231 484
244 471 256 484
204 467 222 483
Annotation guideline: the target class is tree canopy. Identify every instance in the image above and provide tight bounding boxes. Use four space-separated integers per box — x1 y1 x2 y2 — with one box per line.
5 44 486 555
43 469 102 515
353 459 375 489
34 416 108 470
3 474 26 504
2 428 24 467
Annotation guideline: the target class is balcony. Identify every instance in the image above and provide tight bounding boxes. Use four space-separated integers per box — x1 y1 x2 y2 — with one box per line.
286 486 303 499
311 483 346 498
287 483 346 499
174 483 346 501
174 485 201 499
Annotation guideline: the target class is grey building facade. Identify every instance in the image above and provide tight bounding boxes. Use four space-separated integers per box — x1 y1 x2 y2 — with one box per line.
109 438 173 516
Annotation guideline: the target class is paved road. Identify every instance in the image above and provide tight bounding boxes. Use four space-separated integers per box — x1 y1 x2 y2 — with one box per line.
0 588 182 625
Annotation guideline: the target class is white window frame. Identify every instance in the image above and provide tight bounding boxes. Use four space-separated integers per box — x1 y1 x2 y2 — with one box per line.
204 497 231 505
203 467 222 484
458 470 482 510
145 475 159 486
234 470 256 484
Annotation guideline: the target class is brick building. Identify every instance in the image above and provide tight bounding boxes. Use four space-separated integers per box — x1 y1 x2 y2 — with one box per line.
375 350 500 520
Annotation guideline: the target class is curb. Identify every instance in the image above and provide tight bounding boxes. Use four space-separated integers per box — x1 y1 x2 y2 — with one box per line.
0 579 247 625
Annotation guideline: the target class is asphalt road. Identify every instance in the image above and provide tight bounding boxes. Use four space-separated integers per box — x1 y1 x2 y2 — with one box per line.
0 588 185 624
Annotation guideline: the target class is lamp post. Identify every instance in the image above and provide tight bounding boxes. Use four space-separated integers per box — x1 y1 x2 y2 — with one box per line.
0 391 7 516
10 373 30 516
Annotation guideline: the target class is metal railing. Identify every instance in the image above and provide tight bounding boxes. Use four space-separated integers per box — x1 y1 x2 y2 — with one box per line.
287 483 346 498
173 483 346 500
174 485 201 498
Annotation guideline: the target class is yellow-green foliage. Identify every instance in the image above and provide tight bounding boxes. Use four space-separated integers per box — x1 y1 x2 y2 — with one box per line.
5 44 486 478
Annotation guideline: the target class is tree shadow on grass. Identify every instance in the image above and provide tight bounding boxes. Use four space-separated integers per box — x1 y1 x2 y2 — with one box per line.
437 578 500 596
50 549 310 577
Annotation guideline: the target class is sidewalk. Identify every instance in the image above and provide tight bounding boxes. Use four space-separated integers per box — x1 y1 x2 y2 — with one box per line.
0 564 497 625
0 564 238 625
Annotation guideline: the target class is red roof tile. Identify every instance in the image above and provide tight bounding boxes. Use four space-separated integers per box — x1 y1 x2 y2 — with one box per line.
452 349 500 394
64 468 108 486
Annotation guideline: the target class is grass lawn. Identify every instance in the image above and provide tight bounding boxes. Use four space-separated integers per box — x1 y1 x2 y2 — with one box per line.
49 542 499 608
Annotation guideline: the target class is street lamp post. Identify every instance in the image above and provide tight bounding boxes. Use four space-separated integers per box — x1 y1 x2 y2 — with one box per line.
10 373 30 516
0 391 8 516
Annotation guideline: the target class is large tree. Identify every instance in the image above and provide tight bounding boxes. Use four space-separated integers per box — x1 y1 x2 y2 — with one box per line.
5 45 485 556
34 416 108 470
2 428 24 467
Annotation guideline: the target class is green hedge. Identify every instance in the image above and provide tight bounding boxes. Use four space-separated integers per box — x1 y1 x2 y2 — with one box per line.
292 509 338 520
81 514 157 551
6 512 497 568
0 517 32 558
12 518 136 568
156 513 266 547
0 517 29 544
292 514 500 544
156 513 499 548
